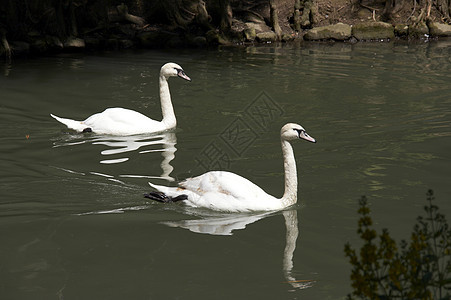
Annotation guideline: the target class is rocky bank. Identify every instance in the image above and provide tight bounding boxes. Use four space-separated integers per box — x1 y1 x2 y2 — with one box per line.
1 0 451 60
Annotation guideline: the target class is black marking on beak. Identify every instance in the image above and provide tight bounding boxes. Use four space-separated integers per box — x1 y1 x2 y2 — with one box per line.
294 128 316 143
176 68 191 82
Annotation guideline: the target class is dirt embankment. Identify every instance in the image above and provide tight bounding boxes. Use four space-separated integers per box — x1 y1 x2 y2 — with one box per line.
1 0 451 60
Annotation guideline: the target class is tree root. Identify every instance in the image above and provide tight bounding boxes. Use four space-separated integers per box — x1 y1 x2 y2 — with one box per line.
116 3 146 26
406 0 417 22
1 31 11 63
360 3 379 12
269 0 282 39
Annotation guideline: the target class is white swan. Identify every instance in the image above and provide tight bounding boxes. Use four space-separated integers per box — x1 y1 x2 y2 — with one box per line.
50 62 191 135
145 123 316 212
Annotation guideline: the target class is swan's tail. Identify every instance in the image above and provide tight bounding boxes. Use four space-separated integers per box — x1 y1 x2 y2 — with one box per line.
146 182 188 203
50 114 87 132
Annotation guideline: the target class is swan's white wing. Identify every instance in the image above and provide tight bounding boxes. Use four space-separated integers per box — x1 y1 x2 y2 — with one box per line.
84 108 164 135
149 170 285 212
149 172 282 212
51 108 164 135
179 171 269 199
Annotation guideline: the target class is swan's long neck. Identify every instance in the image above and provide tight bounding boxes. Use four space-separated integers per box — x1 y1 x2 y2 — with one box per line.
159 75 176 129
281 139 298 207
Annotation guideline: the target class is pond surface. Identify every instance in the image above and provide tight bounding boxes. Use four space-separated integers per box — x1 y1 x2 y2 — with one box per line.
1 40 450 299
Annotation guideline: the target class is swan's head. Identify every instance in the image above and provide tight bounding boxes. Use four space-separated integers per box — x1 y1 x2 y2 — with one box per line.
281 123 316 143
160 62 191 81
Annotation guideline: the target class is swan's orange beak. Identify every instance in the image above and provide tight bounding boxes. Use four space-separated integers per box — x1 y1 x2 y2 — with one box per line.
177 69 191 82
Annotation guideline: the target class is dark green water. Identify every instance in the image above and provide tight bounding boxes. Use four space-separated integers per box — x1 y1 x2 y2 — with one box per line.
1 41 450 299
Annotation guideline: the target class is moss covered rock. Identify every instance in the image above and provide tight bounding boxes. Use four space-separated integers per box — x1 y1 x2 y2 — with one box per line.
256 31 277 43
408 23 429 38
244 25 257 41
304 23 352 40
394 24 409 37
64 37 85 50
428 22 451 37
137 31 170 47
352 22 394 40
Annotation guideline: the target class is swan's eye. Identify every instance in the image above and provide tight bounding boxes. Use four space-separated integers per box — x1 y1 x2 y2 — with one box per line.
293 129 304 137
175 68 186 76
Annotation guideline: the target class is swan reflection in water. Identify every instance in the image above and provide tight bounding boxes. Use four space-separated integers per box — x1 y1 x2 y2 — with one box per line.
52 132 177 181
162 208 314 290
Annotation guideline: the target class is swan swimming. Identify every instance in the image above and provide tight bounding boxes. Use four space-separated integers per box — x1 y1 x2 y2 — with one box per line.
145 123 316 212
50 62 191 135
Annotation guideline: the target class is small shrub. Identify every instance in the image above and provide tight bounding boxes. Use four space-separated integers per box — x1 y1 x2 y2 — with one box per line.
344 190 451 299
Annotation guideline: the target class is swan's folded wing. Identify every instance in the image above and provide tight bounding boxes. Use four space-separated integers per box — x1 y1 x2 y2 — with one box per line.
179 171 269 199
83 108 163 135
